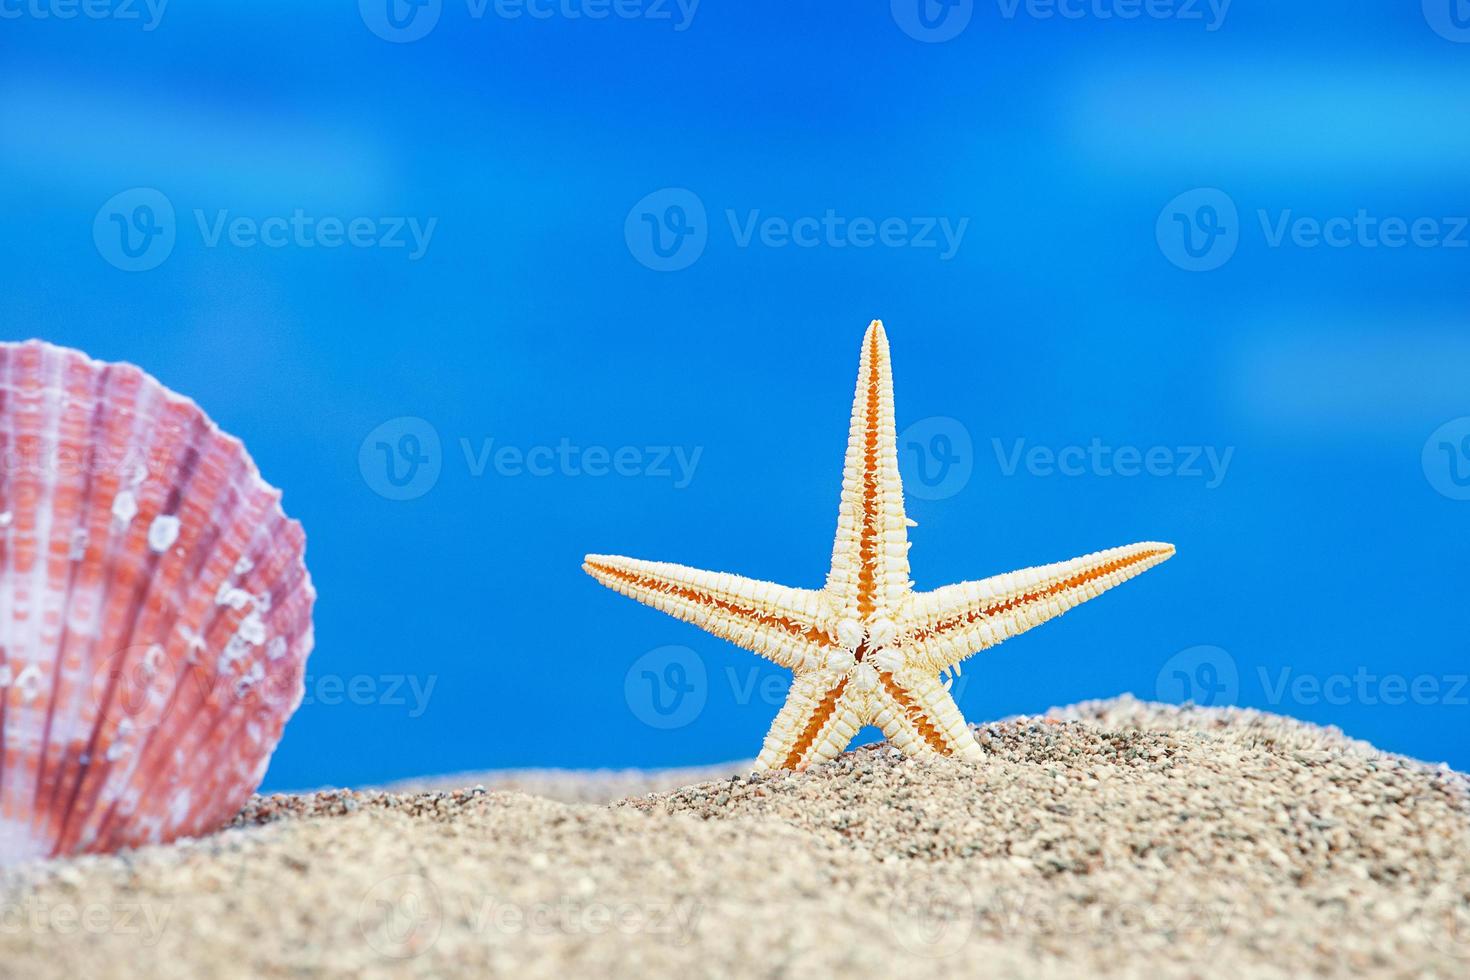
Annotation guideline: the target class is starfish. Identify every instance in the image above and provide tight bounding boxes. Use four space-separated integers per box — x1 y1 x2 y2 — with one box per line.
585 320 1174 770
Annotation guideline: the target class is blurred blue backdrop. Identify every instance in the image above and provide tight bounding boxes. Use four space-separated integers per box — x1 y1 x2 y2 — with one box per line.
2 1 1467 789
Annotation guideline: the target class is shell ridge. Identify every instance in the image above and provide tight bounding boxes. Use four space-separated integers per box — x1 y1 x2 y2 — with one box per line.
85 451 298 853
63 416 248 854
29 354 112 849
47 382 194 855
4 343 67 850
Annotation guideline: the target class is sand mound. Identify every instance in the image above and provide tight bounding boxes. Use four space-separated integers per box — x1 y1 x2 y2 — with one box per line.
1 697 1466 978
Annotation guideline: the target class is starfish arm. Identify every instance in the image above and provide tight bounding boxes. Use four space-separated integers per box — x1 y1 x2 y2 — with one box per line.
583 554 833 671
824 320 912 646
752 670 864 771
899 541 1176 673
869 669 984 762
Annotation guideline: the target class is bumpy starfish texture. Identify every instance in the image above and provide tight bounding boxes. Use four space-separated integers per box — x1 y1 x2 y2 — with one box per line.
585 321 1174 770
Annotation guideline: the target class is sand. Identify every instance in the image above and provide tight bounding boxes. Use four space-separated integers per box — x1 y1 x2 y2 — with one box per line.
1 696 1467 979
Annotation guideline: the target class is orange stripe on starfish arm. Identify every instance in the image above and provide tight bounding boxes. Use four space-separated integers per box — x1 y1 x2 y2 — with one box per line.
826 320 911 643
779 677 849 770
583 556 834 669
856 324 883 619
903 542 1176 671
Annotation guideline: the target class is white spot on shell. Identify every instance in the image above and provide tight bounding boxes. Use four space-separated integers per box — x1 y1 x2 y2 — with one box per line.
0 511 11 528
215 584 253 610
237 610 267 647
111 490 138 525
233 556 254 576
147 514 181 553
267 637 288 661
12 664 43 703
143 643 165 675
68 528 88 561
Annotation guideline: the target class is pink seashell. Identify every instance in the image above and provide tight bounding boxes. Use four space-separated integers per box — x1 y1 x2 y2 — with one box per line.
0 340 314 864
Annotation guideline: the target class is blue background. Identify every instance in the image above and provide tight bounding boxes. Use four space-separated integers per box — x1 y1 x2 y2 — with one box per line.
2 1 1467 790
